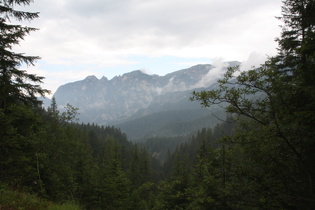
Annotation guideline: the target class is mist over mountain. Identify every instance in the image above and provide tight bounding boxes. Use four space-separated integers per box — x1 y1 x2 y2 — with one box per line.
52 62 239 140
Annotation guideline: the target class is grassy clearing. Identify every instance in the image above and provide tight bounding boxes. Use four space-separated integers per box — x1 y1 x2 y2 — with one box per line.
47 202 82 210
0 184 81 210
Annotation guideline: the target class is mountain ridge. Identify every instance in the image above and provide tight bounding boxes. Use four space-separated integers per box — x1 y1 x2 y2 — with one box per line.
52 62 239 140
53 64 216 121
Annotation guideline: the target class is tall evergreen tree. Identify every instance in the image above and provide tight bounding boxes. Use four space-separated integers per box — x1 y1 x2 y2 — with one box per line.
277 0 315 84
96 136 132 209
191 0 315 208
0 0 49 108
0 0 49 184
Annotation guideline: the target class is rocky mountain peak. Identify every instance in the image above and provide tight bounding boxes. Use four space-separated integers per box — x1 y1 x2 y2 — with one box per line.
101 76 108 81
84 75 98 81
52 63 233 124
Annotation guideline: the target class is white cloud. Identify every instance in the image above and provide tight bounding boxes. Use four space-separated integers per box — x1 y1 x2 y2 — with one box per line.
191 58 228 88
240 52 268 72
14 0 283 94
20 0 282 62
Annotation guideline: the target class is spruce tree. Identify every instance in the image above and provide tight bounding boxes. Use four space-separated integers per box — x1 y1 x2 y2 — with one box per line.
0 0 49 185
277 0 315 83
0 0 49 108
191 0 315 208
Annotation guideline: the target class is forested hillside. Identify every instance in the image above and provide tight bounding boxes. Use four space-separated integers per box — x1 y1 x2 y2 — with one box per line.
1 0 315 209
191 0 315 208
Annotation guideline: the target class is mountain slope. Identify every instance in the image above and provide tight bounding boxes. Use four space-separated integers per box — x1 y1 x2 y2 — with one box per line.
53 64 218 123
53 63 238 140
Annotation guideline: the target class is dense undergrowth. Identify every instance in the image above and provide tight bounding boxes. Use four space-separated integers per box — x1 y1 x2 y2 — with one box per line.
0 184 81 210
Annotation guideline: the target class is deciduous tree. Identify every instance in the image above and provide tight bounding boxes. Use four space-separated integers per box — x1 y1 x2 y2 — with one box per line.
191 0 315 208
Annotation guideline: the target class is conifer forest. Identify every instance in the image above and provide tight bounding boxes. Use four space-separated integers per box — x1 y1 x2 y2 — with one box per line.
1 0 315 209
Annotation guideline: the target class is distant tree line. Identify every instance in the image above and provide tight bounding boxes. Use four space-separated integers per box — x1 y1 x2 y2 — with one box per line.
1 0 315 209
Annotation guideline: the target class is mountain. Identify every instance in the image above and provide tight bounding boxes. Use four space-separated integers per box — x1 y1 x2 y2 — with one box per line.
53 63 239 140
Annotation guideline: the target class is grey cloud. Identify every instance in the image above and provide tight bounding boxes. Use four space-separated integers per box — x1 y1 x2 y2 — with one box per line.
17 0 283 96
44 0 280 45
21 0 282 67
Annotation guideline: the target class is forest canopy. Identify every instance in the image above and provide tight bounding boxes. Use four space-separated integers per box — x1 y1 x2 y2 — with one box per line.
1 0 315 209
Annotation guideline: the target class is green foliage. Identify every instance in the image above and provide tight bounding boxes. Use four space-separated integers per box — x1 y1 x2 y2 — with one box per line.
190 0 315 208
153 119 237 210
2 0 314 209
0 184 81 210
130 182 157 209
61 103 80 123
0 0 49 193
47 202 81 210
0 0 49 109
0 183 49 209
0 104 42 186
1 94 159 209
116 108 224 140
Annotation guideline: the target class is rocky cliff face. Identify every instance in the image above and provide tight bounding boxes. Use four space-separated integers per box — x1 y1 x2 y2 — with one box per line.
53 63 237 125
54 65 204 123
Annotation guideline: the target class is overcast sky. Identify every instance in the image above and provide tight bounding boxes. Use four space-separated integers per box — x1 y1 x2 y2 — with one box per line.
17 0 283 96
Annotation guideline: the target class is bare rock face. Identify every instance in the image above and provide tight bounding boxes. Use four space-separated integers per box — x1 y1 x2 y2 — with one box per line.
54 62 240 139
53 63 238 127
54 62 240 141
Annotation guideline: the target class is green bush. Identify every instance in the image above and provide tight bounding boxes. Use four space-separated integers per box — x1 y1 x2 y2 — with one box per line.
0 184 81 210
0 185 49 209
47 202 81 210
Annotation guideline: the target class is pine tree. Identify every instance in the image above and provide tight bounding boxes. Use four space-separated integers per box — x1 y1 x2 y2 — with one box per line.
0 0 49 185
191 0 315 208
0 0 49 108
276 0 315 84
98 136 131 209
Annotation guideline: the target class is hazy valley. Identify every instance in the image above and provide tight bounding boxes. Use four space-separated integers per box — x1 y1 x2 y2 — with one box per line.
50 63 238 141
